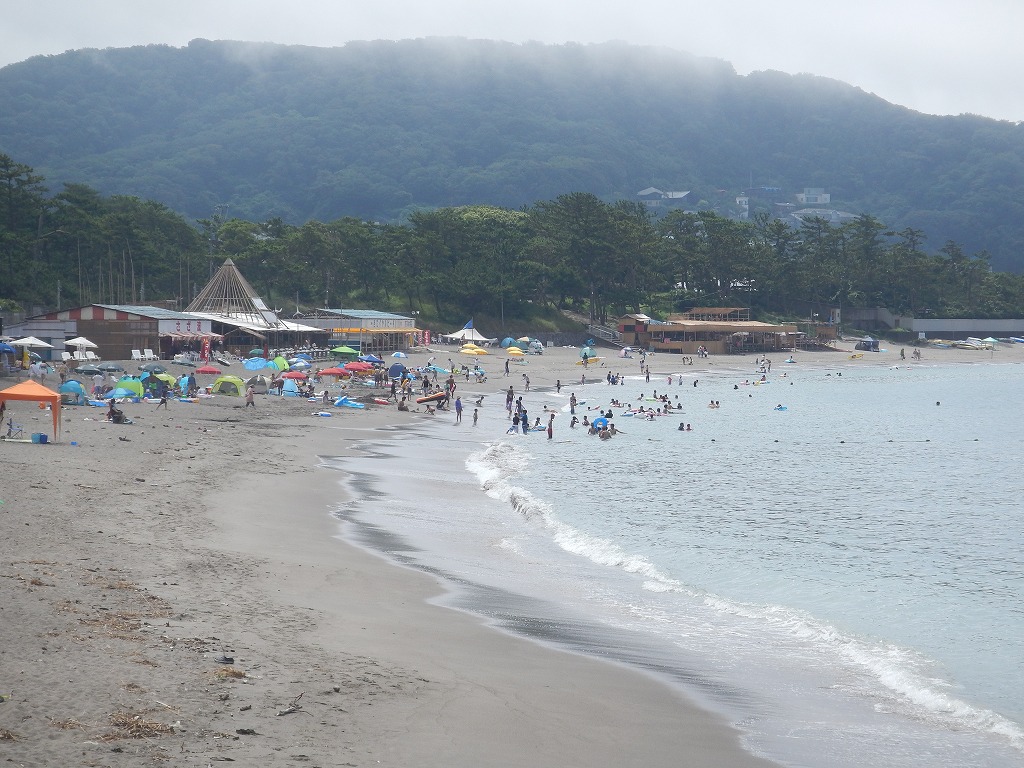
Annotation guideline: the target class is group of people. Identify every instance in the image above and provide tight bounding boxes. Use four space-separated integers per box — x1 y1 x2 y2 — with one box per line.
568 413 620 439
503 386 555 438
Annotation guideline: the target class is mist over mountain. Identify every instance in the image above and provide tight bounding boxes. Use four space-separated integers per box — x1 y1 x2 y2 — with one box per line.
2 37 1022 270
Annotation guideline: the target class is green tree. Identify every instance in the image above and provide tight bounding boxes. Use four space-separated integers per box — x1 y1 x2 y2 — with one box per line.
530 193 615 324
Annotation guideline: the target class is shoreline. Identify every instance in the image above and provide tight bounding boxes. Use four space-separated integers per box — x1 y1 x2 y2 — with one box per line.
0 355 777 767
3 343 1022 765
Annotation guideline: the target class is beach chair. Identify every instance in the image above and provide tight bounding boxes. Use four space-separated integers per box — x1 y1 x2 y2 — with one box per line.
143 349 157 361
73 350 87 361
85 350 100 361
61 351 73 362
5 418 23 439
131 349 143 361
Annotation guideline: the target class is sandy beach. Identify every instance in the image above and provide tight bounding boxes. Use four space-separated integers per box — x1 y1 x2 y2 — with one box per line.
2 339 1019 767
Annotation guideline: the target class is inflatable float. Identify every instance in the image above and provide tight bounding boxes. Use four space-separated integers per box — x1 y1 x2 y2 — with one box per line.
416 391 447 405
334 396 366 409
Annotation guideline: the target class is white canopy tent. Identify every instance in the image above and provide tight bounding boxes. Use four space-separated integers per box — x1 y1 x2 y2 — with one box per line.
442 327 495 343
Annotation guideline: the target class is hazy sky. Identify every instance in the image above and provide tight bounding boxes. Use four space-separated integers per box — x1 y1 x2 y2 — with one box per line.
3 0 1021 122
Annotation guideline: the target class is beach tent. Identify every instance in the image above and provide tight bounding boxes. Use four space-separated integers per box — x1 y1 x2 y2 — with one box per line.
0 380 61 439
58 380 88 406
500 337 516 348
280 378 301 397
212 375 246 396
443 319 494 343
245 374 270 394
115 377 145 397
243 357 269 371
272 355 290 371
358 354 383 364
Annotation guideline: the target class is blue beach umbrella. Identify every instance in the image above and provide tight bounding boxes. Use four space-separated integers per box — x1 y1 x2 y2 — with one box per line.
100 387 137 399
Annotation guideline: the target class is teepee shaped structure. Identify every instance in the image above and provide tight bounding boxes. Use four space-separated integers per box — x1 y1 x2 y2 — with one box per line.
186 259 282 328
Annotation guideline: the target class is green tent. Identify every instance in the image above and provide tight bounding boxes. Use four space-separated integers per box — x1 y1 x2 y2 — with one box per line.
115 377 145 397
212 375 247 396
272 355 290 371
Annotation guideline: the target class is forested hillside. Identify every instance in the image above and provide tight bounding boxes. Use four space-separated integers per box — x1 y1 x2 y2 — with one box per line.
4 152 1023 325
1 37 1023 269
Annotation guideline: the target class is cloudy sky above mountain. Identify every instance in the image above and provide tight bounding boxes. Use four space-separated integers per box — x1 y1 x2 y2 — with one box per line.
3 0 1021 122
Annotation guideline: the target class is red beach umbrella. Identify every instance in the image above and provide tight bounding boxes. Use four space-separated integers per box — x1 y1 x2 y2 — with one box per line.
319 367 348 376
281 370 308 380
195 365 222 375
344 361 374 372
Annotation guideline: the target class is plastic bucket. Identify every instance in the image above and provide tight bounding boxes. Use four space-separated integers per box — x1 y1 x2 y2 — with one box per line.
39 434 48 444
30 433 41 443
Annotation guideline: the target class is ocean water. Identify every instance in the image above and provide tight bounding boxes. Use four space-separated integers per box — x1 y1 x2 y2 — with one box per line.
328 360 1024 767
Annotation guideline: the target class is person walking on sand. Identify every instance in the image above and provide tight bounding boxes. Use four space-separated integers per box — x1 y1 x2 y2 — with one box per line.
245 384 256 408
547 412 554 440
505 359 510 377
473 407 479 427
455 396 463 424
